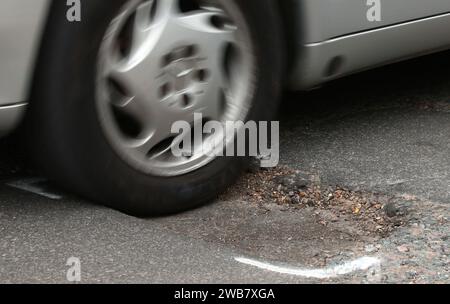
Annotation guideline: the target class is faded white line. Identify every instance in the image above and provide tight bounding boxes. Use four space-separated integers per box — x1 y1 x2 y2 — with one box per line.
7 178 63 200
235 256 381 279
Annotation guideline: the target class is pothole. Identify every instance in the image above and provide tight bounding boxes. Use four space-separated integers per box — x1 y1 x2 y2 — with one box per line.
157 164 448 282
222 165 410 239
158 165 412 269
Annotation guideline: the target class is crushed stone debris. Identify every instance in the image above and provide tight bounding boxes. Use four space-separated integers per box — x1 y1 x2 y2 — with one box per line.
224 165 412 238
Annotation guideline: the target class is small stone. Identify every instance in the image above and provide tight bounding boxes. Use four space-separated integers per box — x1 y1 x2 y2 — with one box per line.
397 245 410 253
306 199 315 207
407 271 418 280
365 244 378 253
385 203 398 217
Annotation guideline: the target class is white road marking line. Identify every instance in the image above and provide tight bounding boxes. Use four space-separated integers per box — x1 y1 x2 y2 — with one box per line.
6 178 63 200
235 256 381 279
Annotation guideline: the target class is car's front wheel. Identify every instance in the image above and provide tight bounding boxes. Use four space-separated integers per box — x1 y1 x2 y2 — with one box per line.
27 0 284 216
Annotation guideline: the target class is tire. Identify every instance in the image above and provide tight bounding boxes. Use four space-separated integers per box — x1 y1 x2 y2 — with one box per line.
26 0 284 216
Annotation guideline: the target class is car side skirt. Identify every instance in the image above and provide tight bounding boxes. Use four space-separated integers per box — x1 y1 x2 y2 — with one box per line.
290 12 450 90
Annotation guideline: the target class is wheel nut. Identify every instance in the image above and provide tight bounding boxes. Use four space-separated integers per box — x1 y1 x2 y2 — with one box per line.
196 69 209 82
185 45 197 57
182 94 192 107
160 83 171 98
162 53 173 67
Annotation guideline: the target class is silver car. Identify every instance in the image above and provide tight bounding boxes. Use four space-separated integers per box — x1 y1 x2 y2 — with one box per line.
1 0 450 215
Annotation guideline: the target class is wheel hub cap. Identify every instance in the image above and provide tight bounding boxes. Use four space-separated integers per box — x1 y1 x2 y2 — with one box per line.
96 0 254 176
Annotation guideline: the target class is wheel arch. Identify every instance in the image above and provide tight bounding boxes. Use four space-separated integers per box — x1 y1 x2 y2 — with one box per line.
276 0 302 81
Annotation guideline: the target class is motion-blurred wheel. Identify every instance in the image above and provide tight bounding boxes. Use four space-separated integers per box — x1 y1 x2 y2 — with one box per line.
28 0 283 216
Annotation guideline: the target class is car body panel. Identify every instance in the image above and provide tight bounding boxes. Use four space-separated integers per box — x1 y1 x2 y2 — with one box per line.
0 0 50 106
290 12 450 89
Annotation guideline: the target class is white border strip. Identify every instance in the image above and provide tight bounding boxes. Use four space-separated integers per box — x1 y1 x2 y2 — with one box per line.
235 256 381 279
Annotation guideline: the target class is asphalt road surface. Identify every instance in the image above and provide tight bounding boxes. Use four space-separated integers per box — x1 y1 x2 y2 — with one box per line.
0 51 449 283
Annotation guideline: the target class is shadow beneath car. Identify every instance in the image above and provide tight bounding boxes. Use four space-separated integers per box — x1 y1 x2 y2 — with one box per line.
281 49 450 122
278 50 450 202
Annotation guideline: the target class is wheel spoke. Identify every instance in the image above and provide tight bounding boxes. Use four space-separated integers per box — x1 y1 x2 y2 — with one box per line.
154 0 179 17
130 1 155 47
197 81 223 120
110 59 144 97
133 129 169 156
174 11 236 51
107 47 162 109
128 0 177 57
134 0 155 28
129 114 180 157
114 96 152 126
96 0 253 176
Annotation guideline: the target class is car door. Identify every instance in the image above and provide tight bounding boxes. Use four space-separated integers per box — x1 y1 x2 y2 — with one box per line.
301 0 450 43
290 0 450 89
